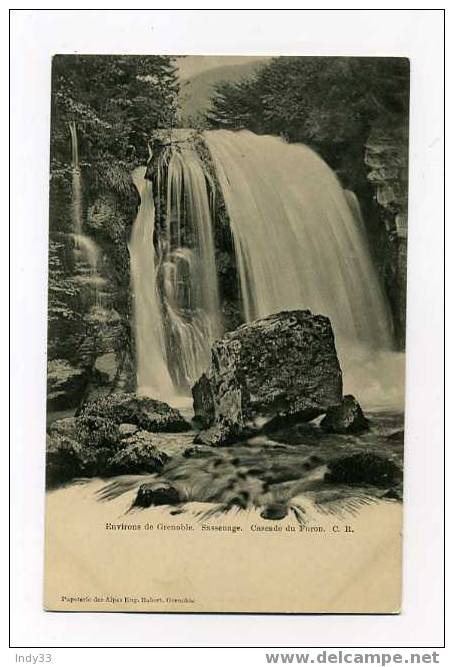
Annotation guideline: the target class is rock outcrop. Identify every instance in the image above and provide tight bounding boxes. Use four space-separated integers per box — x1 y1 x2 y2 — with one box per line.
46 393 189 487
365 123 408 349
321 395 369 434
46 425 170 488
47 360 88 411
325 453 402 488
77 393 191 432
193 310 343 445
47 166 138 412
133 481 180 508
108 439 168 475
46 433 87 488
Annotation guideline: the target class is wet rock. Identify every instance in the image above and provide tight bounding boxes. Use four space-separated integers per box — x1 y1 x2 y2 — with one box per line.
192 310 342 445
47 166 139 411
48 415 118 484
381 486 403 501
193 419 243 447
365 124 408 350
119 423 138 437
266 420 322 445
192 374 215 429
325 453 402 488
93 352 118 384
108 440 168 475
46 433 85 488
46 420 170 485
260 503 288 520
183 445 215 459
121 429 167 449
75 414 121 450
47 359 89 411
133 481 180 508
45 420 114 487
321 395 369 434
77 392 190 432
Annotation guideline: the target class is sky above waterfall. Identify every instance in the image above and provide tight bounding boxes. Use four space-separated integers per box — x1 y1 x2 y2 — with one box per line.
176 56 271 123
176 55 269 80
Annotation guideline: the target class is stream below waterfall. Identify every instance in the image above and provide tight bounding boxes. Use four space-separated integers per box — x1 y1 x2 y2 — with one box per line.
48 408 403 523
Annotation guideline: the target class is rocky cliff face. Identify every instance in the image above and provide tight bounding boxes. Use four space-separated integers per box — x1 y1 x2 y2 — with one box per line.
47 167 139 412
365 124 408 349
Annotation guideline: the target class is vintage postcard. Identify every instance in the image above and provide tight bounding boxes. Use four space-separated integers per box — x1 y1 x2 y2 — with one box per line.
44 55 409 613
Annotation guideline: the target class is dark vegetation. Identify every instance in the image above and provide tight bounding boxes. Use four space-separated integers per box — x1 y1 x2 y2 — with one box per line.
48 56 180 410
51 54 179 171
206 57 409 187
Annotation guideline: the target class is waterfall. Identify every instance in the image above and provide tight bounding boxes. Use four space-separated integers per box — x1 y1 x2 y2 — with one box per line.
129 141 222 399
204 130 399 404
161 146 222 389
130 167 175 399
69 121 102 303
130 128 401 407
69 121 83 235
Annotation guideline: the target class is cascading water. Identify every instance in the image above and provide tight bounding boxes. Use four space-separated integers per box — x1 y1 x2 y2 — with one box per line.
204 130 402 406
69 121 102 302
69 121 83 235
129 140 222 399
204 130 392 347
130 129 402 408
129 167 175 399
161 145 222 388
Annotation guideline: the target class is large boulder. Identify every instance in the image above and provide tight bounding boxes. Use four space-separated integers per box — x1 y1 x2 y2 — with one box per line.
46 413 121 487
192 310 342 444
77 392 190 432
46 411 172 487
320 394 369 434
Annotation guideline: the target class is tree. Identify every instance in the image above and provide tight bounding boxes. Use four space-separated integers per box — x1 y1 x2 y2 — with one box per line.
50 54 180 170
206 57 409 179
47 56 180 371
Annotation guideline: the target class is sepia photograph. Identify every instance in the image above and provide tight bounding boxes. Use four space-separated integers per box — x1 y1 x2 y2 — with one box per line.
42 52 411 613
44 53 410 611
7 5 448 655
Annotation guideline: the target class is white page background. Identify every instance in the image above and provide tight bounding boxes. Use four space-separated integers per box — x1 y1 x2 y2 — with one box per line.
7 7 445 653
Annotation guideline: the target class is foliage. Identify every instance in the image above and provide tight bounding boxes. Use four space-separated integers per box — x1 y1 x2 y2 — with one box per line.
50 54 180 171
206 57 409 177
48 239 80 324
47 56 179 393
